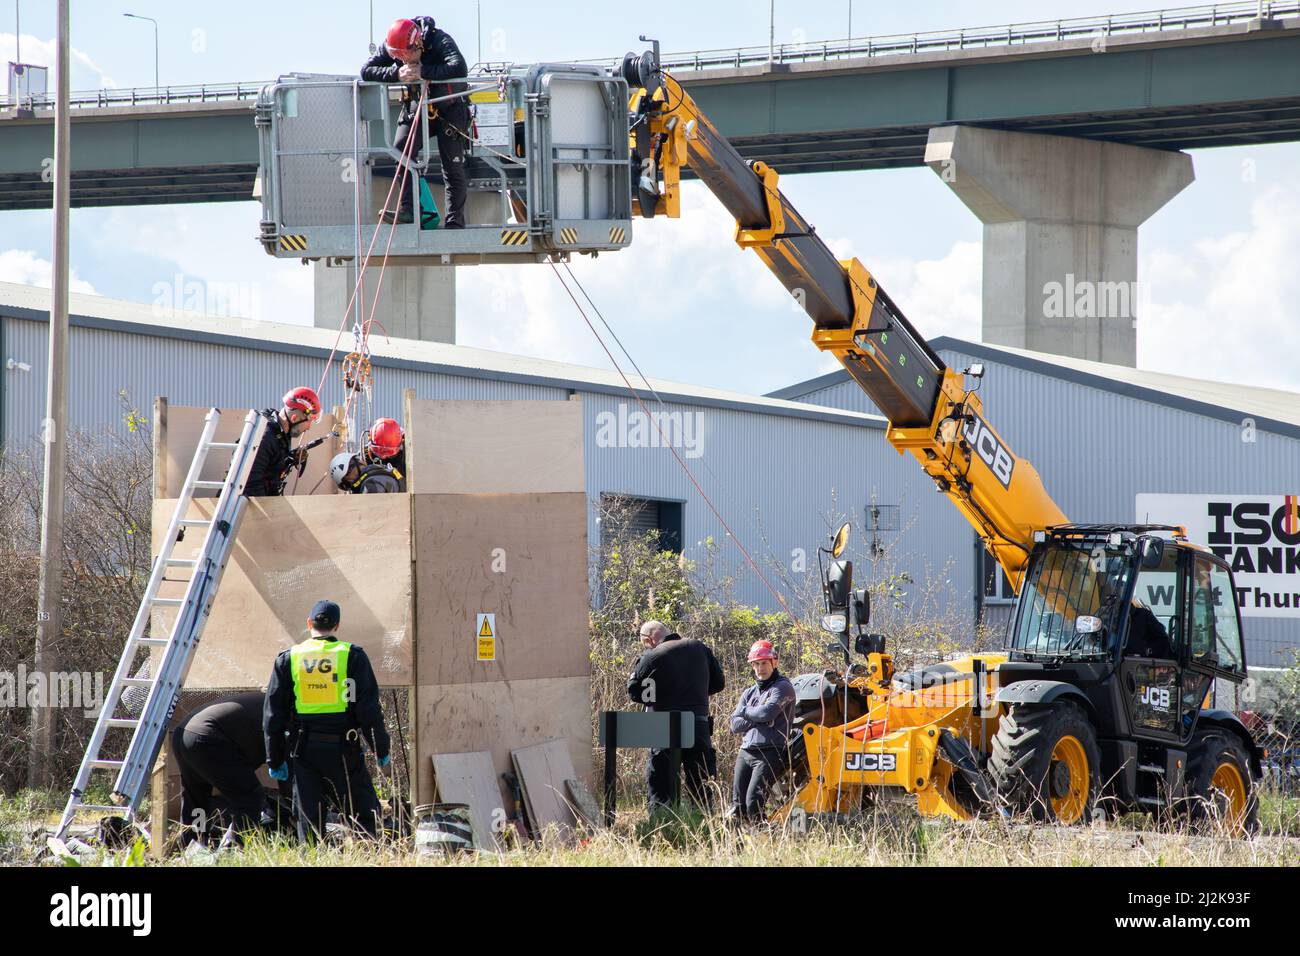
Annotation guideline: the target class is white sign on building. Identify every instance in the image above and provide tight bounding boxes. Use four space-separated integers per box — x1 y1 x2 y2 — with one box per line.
1136 493 1300 619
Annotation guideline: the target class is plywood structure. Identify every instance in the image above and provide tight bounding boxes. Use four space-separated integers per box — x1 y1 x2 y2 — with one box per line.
153 395 593 817
413 493 590 685
405 399 584 495
430 751 507 852
152 493 415 688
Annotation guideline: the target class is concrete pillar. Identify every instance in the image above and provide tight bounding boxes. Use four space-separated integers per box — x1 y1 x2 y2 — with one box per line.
924 125 1193 366
313 262 456 344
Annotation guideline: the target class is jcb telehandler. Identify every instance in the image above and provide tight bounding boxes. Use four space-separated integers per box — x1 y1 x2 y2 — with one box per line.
619 42 1262 830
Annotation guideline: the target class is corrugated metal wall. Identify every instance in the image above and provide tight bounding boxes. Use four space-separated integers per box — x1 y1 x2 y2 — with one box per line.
780 347 1300 666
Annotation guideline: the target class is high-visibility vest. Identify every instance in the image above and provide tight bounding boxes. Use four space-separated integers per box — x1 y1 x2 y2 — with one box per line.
289 637 351 715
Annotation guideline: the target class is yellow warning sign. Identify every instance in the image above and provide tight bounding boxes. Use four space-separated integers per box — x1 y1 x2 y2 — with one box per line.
476 613 496 661
470 89 503 104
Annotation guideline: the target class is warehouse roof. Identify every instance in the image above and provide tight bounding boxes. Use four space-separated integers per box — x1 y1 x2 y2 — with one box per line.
770 336 1300 441
0 281 885 429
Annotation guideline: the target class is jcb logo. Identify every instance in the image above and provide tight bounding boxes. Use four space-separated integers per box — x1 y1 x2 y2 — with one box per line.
1140 686 1171 711
845 752 896 772
961 413 1015 489
302 657 333 675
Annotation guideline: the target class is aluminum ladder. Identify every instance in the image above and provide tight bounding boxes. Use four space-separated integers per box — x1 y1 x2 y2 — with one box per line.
55 408 267 840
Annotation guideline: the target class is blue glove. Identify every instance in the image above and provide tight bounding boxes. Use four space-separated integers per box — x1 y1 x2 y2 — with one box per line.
378 754 391 768
269 762 289 781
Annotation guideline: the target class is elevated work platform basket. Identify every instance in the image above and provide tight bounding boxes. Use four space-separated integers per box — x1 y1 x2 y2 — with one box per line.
149 395 592 808
255 66 633 265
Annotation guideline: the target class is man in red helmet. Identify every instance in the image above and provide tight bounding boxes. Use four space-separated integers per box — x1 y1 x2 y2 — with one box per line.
728 640 796 822
363 417 406 491
362 17 469 229
245 387 322 497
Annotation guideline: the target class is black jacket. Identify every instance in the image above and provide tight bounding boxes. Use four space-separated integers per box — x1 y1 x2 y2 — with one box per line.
627 634 725 718
361 16 468 121
263 638 390 767
180 692 267 768
244 408 296 498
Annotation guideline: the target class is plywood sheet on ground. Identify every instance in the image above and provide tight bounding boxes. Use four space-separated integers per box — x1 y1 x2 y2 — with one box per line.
412 493 590 686
413 676 591 806
158 403 338 500
405 399 583 495
430 751 506 852
511 738 578 835
150 494 414 688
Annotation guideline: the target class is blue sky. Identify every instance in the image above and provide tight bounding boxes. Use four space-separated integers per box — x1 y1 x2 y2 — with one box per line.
3 1 1299 396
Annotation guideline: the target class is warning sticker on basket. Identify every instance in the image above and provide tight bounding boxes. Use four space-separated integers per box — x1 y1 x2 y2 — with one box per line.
476 613 496 661
475 102 511 148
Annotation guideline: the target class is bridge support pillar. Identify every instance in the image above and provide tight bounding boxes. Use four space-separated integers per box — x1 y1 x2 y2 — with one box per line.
313 262 456 344
924 125 1193 366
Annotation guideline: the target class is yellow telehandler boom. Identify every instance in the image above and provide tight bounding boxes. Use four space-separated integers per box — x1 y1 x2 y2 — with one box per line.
622 48 1066 590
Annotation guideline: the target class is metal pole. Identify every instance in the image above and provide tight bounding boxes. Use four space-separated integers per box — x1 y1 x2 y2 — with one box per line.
477 0 482 65
848 0 852 43
769 0 775 63
123 14 159 91
29 0 70 790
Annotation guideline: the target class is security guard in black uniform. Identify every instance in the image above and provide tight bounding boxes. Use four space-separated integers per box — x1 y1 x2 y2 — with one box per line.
264 600 391 841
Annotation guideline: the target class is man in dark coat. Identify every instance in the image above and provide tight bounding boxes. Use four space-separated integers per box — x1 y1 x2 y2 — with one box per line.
171 692 271 845
362 16 469 228
627 619 725 810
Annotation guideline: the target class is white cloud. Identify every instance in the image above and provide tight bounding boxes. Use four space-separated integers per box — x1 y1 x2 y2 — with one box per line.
0 249 97 294
0 33 117 91
457 183 807 371
1139 184 1300 392
94 204 314 325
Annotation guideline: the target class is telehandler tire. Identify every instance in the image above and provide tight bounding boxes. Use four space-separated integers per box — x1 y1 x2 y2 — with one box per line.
1181 730 1259 835
989 701 1100 825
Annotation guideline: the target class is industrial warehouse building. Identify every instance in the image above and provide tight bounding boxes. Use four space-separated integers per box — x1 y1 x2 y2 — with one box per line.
2 281 1296 667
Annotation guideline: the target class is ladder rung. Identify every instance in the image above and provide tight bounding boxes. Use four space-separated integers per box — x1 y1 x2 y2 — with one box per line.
152 597 185 607
137 637 170 648
1138 764 1165 774
122 677 154 687
105 718 139 729
193 480 226 489
205 441 239 450
179 519 212 527
90 760 125 771
166 558 196 566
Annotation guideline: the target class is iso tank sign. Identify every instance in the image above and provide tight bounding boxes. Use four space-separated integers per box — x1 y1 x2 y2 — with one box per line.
1137 494 1300 619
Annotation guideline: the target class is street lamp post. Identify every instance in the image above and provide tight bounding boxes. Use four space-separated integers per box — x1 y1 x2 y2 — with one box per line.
123 13 158 91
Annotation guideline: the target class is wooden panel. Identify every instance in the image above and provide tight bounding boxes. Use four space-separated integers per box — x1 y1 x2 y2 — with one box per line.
158 402 339 499
430 751 506 852
413 493 590 686
405 399 584 495
151 494 414 689
413 676 591 806
511 739 578 835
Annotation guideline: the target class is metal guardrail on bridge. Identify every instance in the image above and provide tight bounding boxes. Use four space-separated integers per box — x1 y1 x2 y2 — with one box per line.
3 1 1297 110
648 1 1300 72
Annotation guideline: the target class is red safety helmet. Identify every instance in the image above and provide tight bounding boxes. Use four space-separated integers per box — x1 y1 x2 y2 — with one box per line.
282 386 322 424
367 418 404 459
747 640 778 663
385 18 422 58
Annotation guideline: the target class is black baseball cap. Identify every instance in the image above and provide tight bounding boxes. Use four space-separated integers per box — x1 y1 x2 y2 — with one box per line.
309 600 341 631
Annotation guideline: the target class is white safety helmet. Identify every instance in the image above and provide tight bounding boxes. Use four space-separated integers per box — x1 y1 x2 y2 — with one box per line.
329 452 356 488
